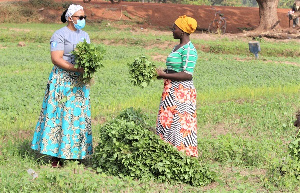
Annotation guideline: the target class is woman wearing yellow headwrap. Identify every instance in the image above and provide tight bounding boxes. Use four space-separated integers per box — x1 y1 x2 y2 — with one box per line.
156 15 198 157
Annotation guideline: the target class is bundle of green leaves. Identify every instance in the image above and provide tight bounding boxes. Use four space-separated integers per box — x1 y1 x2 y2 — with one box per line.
92 107 215 186
127 56 156 88
72 40 106 84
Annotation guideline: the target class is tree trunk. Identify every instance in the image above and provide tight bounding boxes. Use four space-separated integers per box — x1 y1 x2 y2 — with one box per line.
256 0 281 31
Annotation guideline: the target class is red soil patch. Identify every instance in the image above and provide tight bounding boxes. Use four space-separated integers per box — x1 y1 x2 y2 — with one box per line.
62 0 291 34
0 0 293 34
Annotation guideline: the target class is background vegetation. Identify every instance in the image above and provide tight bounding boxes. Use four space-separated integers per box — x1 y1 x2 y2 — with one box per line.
0 0 300 190
127 0 294 8
0 0 295 25
0 19 300 191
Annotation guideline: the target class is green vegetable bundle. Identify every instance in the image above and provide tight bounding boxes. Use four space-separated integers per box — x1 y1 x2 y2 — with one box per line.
128 56 156 88
93 107 215 186
72 39 106 84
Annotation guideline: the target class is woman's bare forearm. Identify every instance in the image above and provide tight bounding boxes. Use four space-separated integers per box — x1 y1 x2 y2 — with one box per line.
157 71 192 81
52 57 80 72
51 51 82 72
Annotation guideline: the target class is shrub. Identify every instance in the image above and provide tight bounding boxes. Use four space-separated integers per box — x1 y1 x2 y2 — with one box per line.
264 156 300 191
289 137 300 160
29 0 57 8
116 107 149 128
199 134 268 167
264 113 300 190
288 120 300 160
62 2 73 9
92 107 215 186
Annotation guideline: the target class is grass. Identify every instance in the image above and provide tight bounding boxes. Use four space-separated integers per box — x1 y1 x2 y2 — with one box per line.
0 22 300 192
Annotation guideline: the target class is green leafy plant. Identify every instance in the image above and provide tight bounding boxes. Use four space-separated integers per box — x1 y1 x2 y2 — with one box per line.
265 156 300 191
116 107 148 128
203 134 267 166
288 111 300 161
288 130 300 160
29 0 57 8
127 56 156 88
93 107 215 186
72 40 106 84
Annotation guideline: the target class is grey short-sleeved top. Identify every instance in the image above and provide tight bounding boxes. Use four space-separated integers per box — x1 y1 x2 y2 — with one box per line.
50 26 90 64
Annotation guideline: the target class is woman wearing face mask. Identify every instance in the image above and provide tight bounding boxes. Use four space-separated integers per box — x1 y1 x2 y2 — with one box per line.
156 15 198 157
31 4 93 167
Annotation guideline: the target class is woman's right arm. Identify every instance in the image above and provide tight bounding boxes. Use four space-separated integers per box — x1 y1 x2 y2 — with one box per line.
51 50 83 73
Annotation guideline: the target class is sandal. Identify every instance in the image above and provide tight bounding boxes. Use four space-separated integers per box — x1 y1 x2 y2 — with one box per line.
51 157 63 168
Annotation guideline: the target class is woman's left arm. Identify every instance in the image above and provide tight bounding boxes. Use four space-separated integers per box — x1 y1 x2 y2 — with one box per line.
156 68 192 81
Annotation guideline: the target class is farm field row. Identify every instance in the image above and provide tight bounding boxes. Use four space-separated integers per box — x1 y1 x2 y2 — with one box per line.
1 23 300 192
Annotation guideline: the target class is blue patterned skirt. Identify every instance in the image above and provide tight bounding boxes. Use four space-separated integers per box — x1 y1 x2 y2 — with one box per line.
31 65 93 159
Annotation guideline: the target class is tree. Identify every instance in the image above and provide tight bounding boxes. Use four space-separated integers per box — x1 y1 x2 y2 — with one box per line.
256 0 281 31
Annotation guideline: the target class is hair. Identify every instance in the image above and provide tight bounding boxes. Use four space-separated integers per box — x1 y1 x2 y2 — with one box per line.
61 9 68 23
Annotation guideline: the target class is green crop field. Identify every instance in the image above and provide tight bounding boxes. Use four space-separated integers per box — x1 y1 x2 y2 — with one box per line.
1 22 300 192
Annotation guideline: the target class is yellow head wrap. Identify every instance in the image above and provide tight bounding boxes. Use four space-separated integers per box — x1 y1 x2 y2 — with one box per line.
174 15 197 34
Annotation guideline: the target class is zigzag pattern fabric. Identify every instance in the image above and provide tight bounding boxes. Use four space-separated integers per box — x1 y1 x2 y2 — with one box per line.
156 79 198 157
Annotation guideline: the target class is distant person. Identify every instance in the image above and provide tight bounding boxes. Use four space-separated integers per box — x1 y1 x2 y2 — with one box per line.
156 15 198 157
292 0 300 27
31 4 93 167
